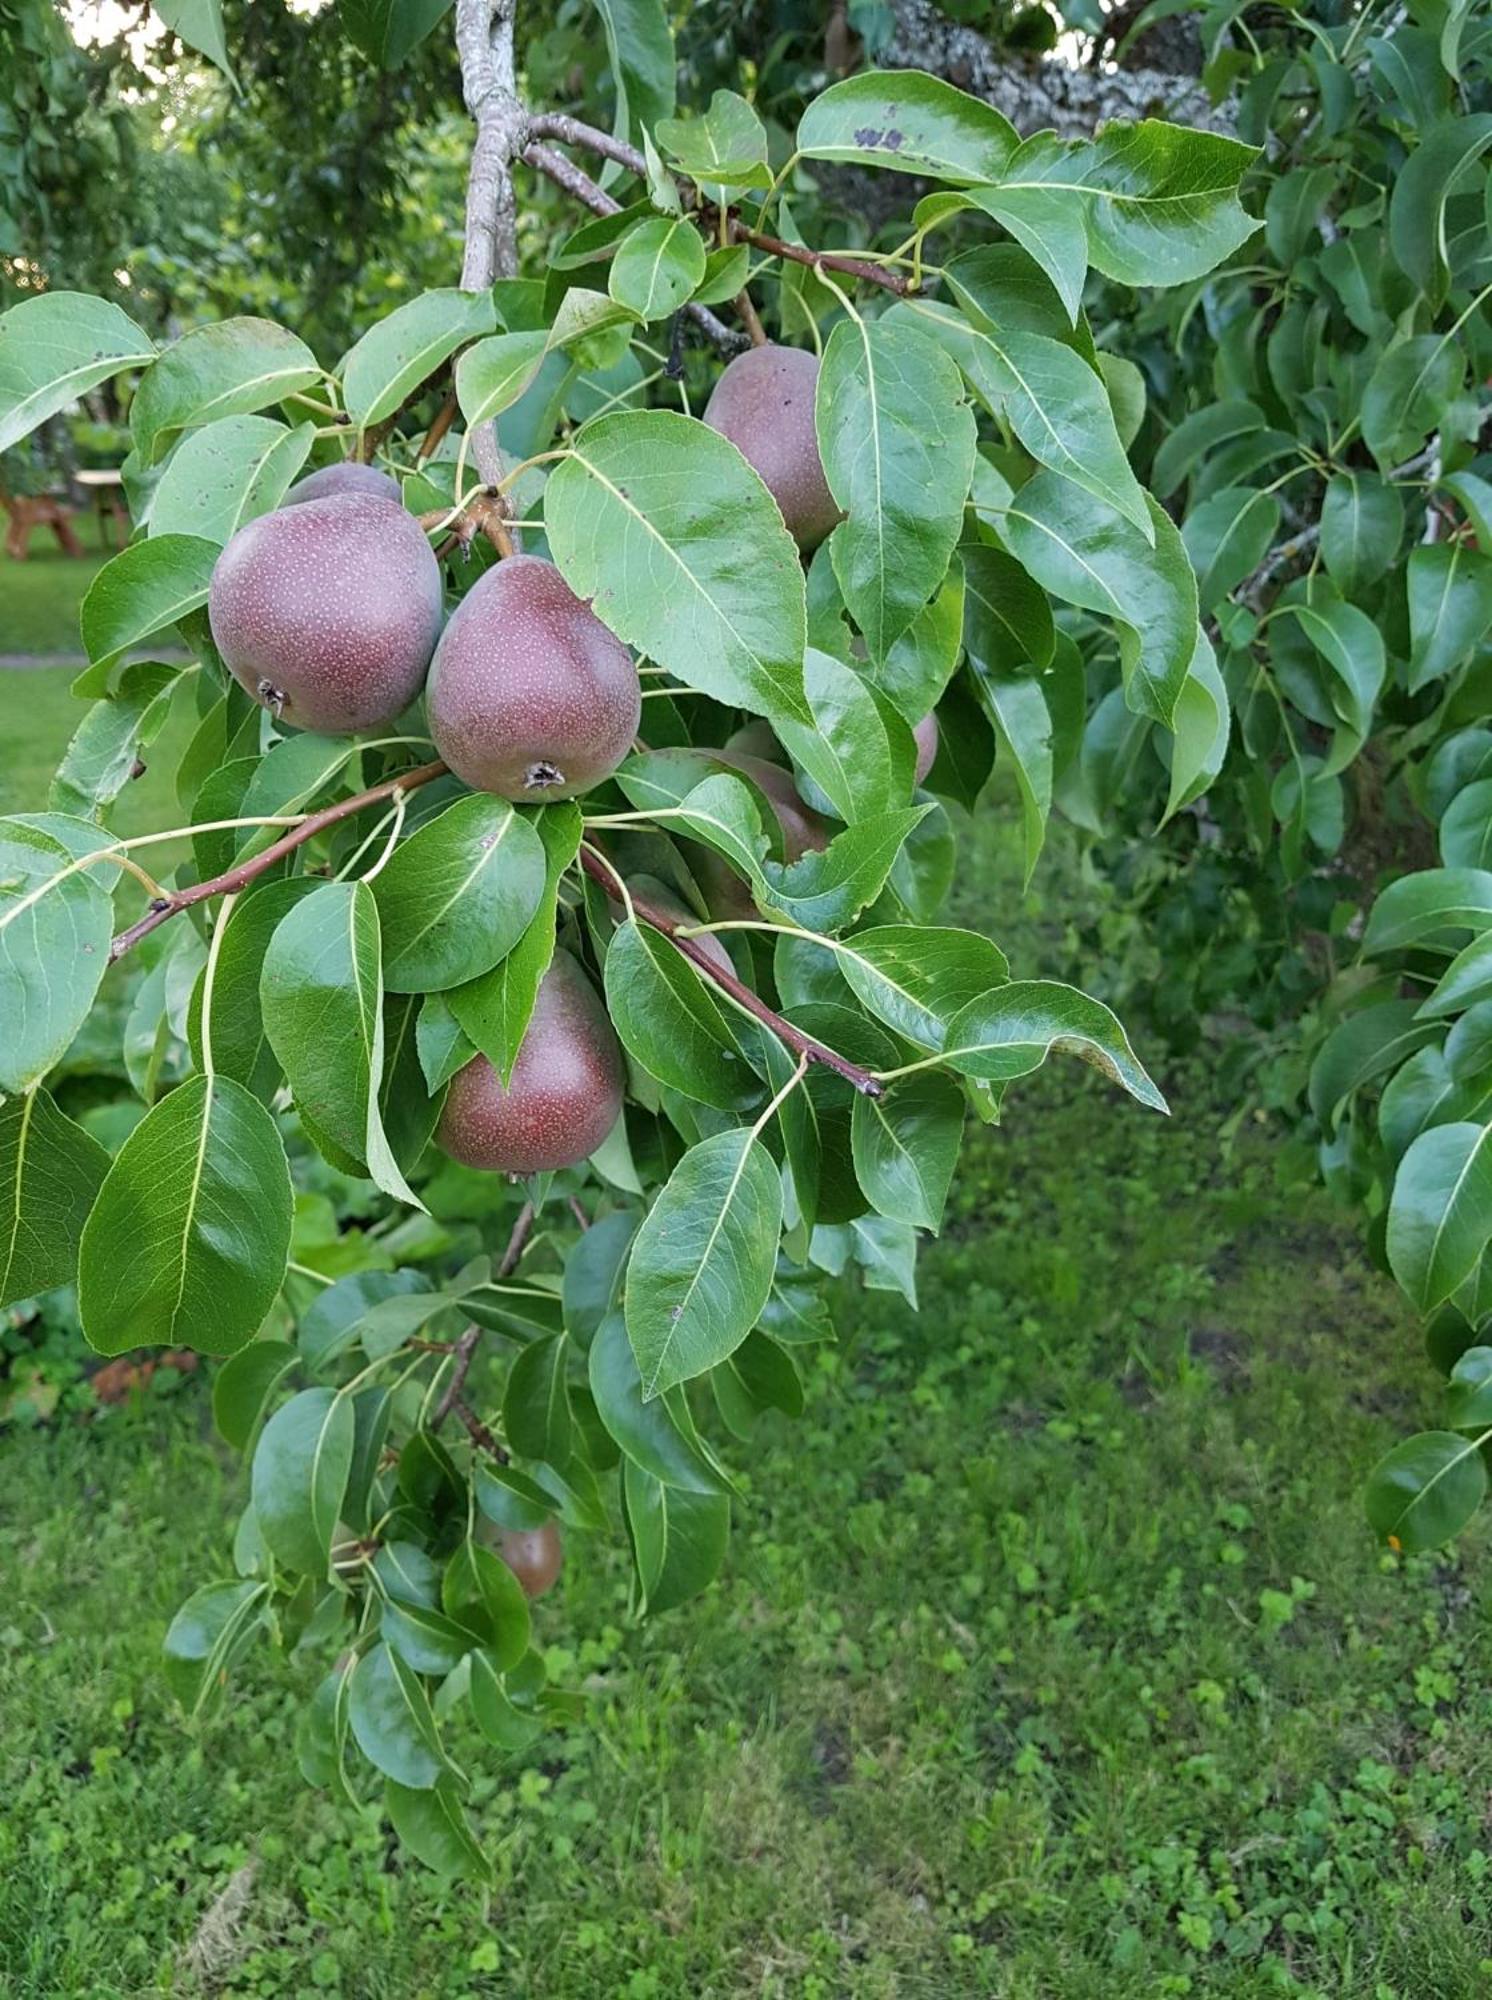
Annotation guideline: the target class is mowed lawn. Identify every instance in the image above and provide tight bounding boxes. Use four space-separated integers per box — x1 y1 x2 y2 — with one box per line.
2 685 1491 1996
0 504 112 654
1 508 129 820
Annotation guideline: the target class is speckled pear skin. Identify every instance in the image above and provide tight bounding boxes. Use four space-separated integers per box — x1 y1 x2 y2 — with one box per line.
209 494 443 733
283 462 403 508
913 713 939 785
703 344 841 552
437 949 625 1175
426 555 641 801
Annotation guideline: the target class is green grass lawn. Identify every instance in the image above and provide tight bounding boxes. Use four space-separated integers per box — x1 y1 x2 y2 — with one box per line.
3 711 1491 1995
5 1073 1488 1998
0 508 142 821
0 504 113 654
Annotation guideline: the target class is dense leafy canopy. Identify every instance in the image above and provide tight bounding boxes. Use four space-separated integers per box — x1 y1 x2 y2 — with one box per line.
7 0 1489 1885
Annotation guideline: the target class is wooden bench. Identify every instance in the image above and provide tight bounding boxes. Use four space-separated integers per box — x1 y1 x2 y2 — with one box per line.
1 490 83 560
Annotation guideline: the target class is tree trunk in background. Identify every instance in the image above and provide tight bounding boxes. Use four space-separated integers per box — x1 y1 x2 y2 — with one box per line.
881 0 1232 138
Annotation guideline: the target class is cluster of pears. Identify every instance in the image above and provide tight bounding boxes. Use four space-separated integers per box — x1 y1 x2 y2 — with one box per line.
208 457 644 1178
205 347 931 1183
209 459 641 788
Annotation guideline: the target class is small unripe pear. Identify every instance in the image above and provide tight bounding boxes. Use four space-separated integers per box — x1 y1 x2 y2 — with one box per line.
438 949 624 1174
712 747 830 862
284 462 403 508
723 719 783 762
913 713 939 786
703 344 840 552
427 555 641 801
478 1518 563 1599
209 494 442 733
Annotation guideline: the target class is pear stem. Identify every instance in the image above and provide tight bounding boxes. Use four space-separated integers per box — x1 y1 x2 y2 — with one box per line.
108 759 450 962
577 842 884 1097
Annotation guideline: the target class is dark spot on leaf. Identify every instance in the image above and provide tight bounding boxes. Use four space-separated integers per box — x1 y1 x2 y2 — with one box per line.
853 126 884 147
884 128 904 150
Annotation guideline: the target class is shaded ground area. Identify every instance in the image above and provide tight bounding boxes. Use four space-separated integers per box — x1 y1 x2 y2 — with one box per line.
4 1060 1489 1998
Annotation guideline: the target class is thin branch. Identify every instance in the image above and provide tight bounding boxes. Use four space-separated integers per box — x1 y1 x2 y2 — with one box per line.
730 220 909 296
735 287 769 347
108 760 448 961
432 1200 535 1435
418 394 459 462
522 143 748 356
523 138 613 215
420 488 514 558
453 1398 508 1461
524 113 908 297
526 110 645 177
578 842 884 1096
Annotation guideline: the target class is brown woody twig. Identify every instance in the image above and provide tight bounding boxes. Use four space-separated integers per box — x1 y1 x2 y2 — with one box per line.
453 1399 508 1460
418 394 459 462
108 760 449 962
735 287 769 347
522 142 747 356
730 220 909 296
525 112 909 297
579 842 884 1096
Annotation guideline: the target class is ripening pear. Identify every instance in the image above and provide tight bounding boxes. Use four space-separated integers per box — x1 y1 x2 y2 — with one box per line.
913 713 939 785
283 462 403 508
209 494 443 733
437 949 624 1174
477 1516 563 1598
712 747 829 863
703 344 840 552
426 555 641 801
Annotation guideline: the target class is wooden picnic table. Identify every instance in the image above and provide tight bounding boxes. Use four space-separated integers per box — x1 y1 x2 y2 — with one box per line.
73 468 130 549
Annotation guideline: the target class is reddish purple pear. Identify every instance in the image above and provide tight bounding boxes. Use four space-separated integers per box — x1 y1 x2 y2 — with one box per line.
437 950 625 1175
427 555 641 802
703 344 840 552
283 462 403 508
209 493 442 733
477 1516 564 1598
711 747 830 862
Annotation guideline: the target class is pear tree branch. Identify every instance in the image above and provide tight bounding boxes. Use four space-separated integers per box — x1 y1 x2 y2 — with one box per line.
107 760 449 961
455 0 525 496
106 754 883 1095
1238 437 1445 611
577 841 885 1096
524 114 909 297
521 142 748 356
